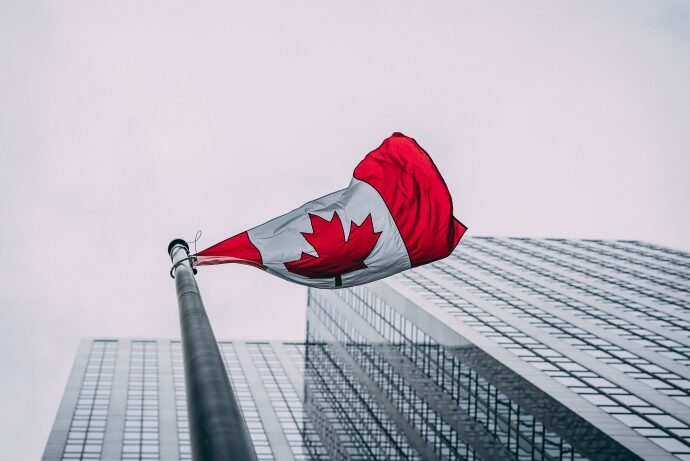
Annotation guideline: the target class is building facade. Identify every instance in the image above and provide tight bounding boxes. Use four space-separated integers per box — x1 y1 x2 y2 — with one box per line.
43 238 690 460
42 338 326 461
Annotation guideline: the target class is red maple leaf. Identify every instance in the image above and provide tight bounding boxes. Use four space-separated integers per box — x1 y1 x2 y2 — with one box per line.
284 212 381 283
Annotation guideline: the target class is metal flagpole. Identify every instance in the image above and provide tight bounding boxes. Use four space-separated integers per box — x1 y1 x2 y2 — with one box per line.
168 239 257 461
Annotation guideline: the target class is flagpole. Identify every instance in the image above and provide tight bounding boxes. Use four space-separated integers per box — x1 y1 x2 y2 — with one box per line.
168 239 257 461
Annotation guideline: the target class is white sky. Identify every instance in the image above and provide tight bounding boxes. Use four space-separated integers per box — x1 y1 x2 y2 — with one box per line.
1 1 689 459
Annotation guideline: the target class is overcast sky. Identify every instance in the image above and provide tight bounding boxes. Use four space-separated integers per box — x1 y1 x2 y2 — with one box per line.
1 1 689 459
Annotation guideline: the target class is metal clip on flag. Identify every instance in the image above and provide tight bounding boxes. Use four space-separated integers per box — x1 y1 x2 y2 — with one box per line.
194 132 467 288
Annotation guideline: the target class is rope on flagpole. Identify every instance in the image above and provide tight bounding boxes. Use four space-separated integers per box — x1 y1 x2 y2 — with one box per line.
190 230 202 254
168 231 203 278
169 256 198 279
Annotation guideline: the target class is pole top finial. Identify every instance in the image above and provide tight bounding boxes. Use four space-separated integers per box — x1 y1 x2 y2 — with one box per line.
168 238 190 257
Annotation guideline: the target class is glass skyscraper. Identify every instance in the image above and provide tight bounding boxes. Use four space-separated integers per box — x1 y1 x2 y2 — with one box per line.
42 339 322 461
43 238 690 460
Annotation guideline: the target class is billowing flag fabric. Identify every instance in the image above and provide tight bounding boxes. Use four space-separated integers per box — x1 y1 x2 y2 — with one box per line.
193 132 467 288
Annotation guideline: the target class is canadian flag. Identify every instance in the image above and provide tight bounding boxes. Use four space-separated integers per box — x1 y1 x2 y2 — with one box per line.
194 133 467 288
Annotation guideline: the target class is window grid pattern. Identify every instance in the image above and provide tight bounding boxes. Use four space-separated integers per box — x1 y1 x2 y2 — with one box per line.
475 238 690 334
218 342 275 461
463 240 690 363
170 342 190 460
122 341 159 460
282 342 339 459
519 238 690 304
453 245 690 365
61 340 117 460
283 343 307 376
398 270 690 457
329 287 580 461
247 343 330 460
310 292 465 460
430 258 690 405
602 240 690 273
405 238 690 458
548 239 689 290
